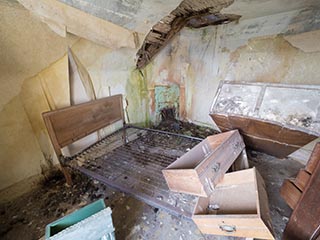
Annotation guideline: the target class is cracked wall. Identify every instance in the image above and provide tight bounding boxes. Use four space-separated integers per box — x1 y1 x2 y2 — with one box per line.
144 8 320 126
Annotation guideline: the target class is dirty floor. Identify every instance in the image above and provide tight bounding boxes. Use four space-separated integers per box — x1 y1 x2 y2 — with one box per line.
0 120 303 240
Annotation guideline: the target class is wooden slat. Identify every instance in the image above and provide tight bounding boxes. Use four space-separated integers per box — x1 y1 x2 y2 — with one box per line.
305 142 320 174
294 169 311 191
283 150 320 240
42 95 123 152
280 179 302 209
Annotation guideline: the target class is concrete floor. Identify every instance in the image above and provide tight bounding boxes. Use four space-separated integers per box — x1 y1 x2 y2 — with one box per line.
0 149 302 240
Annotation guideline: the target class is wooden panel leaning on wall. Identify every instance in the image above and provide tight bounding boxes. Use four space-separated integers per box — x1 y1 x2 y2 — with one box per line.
280 143 319 209
282 142 320 240
42 95 124 185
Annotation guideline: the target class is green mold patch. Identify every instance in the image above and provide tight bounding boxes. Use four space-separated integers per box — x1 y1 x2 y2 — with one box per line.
154 84 180 123
126 67 151 126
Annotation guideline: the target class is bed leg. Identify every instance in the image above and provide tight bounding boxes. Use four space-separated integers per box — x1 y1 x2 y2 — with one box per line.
59 155 73 185
61 166 73 186
123 125 128 145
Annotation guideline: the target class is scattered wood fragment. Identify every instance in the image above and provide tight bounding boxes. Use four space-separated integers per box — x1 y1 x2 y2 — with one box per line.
280 143 320 209
294 169 311 191
280 179 302 209
305 142 320 174
283 143 320 240
136 0 240 69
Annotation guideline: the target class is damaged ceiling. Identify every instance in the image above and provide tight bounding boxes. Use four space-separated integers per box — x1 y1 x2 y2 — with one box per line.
53 0 320 68
57 0 320 33
135 0 241 69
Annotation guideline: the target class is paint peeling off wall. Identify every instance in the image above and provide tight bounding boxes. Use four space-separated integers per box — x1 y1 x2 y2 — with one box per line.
224 36 320 85
0 1 77 192
132 7 320 127
19 56 71 170
284 30 320 53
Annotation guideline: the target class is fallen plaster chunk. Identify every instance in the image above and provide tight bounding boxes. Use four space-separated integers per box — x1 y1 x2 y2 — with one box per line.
18 0 137 49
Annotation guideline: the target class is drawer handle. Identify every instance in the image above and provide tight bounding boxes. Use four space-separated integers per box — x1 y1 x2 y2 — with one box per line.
212 163 220 172
219 225 236 233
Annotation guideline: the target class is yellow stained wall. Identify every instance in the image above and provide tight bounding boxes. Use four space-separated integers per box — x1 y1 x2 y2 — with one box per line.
0 96 45 190
0 1 76 191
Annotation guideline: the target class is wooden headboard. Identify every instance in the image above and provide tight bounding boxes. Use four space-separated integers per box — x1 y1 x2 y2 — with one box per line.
42 94 124 159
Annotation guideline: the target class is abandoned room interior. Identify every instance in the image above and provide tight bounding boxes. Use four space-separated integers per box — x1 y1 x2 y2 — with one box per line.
1 0 320 239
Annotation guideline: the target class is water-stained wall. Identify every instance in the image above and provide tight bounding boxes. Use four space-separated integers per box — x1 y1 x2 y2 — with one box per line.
0 1 146 193
0 1 77 192
145 8 320 126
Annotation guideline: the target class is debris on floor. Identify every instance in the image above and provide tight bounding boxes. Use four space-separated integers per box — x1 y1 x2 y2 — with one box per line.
162 128 274 239
0 118 305 240
46 199 115 240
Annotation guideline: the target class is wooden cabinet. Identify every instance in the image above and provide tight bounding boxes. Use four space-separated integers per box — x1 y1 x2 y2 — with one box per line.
162 130 245 197
192 168 274 239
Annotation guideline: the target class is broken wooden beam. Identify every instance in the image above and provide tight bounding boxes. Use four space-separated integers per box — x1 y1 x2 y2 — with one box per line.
136 0 240 69
186 13 240 28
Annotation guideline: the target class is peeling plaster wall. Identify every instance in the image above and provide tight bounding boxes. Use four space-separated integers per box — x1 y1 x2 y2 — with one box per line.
144 7 320 126
0 1 146 192
0 1 78 191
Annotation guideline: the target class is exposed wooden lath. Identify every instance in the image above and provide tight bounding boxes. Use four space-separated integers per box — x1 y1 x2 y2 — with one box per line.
136 0 240 69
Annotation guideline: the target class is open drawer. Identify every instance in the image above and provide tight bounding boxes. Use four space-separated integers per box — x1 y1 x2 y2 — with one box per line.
162 130 245 197
192 168 274 239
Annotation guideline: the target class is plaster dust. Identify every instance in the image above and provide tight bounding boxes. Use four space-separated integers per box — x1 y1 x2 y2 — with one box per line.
0 146 302 240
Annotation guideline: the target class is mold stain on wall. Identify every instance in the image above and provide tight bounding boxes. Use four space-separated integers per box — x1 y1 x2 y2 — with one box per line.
126 67 150 125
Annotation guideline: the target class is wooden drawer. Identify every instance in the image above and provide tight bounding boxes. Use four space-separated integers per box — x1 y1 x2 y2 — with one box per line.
162 130 245 197
192 168 274 239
